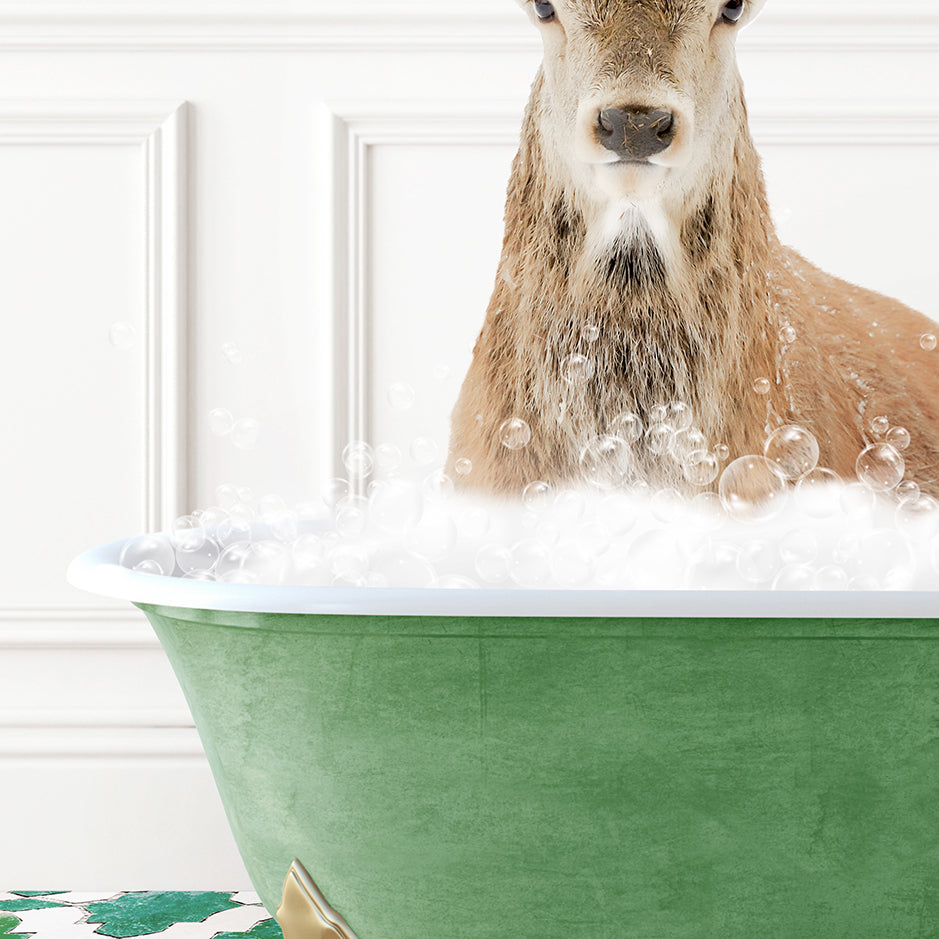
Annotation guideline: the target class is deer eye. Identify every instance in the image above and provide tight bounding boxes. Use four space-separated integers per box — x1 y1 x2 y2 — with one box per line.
533 1 557 22
720 0 745 24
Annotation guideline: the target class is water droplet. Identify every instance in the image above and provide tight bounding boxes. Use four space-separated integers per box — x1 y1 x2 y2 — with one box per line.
522 480 554 512
579 435 631 489
108 322 136 351
231 417 260 450
779 325 797 344
410 436 440 464
753 377 771 395
856 443 905 492
870 415 889 436
582 323 601 343
886 426 911 451
718 455 788 522
764 424 819 480
342 441 374 480
208 408 234 437
920 333 937 352
561 353 595 385
455 457 473 477
387 382 416 411
499 418 532 451
221 340 244 365
610 412 643 443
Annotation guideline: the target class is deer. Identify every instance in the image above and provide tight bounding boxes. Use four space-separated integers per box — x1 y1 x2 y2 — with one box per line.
446 0 939 499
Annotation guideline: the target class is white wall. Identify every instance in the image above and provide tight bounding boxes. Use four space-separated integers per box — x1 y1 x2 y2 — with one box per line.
0 0 936 890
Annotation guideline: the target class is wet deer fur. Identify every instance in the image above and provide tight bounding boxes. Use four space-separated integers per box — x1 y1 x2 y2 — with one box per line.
447 0 939 495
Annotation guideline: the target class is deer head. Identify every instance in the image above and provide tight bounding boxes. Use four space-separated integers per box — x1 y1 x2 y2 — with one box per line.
517 0 767 258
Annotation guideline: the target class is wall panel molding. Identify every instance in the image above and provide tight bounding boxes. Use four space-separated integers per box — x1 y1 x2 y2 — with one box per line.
0 99 188 534
0 4 935 52
321 101 939 474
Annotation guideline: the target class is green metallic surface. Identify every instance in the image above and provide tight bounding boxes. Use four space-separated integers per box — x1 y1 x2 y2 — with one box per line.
138 604 939 938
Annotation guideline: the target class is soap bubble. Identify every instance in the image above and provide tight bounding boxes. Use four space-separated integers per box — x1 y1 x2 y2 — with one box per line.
795 467 843 517
780 528 818 566
388 382 416 411
582 323 601 343
215 484 240 509
886 426 911 451
108 322 137 350
714 443 731 463
623 530 684 588
579 435 631 489
869 415 890 437
779 325 797 344
342 441 374 480
335 496 369 538
814 566 849 591
454 458 473 477
208 408 234 437
171 515 206 552
410 436 440 465
475 544 512 583
600 492 640 534
371 554 436 588
666 402 694 432
176 537 220 575
895 494 939 532
856 443 905 492
374 443 402 475
610 412 643 444
422 470 454 501
221 340 244 365
840 481 875 516
920 333 937 352
329 544 370 581
120 534 175 576
321 477 350 509
671 429 707 463
895 480 920 505
456 504 491 541
753 378 771 395
772 564 815 590
682 450 719 487
719 455 787 522
231 417 260 450
550 542 592 587
499 418 532 451
645 423 673 455
690 491 724 530
369 479 422 532
522 480 554 512
196 506 228 529
764 425 819 480
650 404 669 424
736 540 779 585
561 353 595 385
510 540 551 587
651 488 684 524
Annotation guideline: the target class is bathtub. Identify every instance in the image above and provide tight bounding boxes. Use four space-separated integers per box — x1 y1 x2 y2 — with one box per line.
69 537 939 937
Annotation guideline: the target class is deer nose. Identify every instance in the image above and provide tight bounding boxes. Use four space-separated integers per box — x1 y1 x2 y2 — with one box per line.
596 107 676 161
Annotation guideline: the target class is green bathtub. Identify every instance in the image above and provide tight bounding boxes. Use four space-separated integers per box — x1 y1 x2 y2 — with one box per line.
70 539 939 937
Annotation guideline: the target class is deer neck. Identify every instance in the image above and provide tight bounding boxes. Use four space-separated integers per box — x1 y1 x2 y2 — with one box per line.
492 78 780 446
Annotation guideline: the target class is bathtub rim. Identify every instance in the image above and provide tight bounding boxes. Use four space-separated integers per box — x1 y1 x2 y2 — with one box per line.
68 536 939 619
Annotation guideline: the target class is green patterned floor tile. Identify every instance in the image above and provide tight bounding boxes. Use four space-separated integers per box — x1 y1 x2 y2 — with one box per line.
0 912 28 938
9 891 68 897
0 898 67 912
85 892 242 937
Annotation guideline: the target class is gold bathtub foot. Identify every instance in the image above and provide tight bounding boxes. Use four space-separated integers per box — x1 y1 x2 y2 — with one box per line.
277 858 360 939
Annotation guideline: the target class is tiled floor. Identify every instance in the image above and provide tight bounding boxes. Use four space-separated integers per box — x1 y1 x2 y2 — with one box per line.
0 891 281 938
